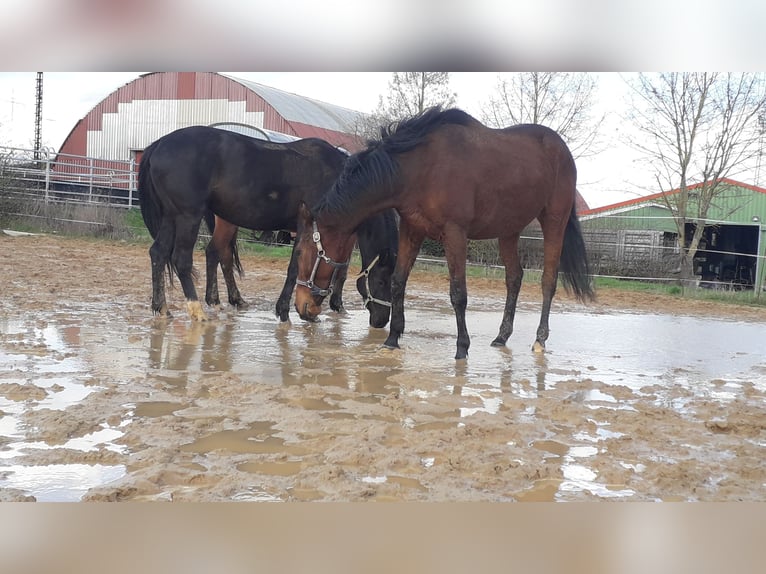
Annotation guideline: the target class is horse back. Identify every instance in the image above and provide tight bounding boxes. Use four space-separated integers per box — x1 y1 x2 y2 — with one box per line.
144 127 346 230
396 121 577 238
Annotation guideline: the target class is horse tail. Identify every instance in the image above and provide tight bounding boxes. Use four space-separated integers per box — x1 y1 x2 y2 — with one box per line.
138 141 178 281
231 235 243 278
559 204 595 302
203 209 215 235
138 141 162 239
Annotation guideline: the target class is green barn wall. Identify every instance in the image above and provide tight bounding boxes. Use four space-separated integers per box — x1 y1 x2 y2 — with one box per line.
579 181 766 291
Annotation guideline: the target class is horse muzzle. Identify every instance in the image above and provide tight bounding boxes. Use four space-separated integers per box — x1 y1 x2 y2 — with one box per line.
295 296 322 323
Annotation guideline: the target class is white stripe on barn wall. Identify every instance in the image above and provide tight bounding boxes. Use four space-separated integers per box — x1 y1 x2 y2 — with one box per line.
86 99 266 160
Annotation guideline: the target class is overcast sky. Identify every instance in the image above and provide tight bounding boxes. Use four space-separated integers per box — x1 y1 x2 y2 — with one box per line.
0 71 682 209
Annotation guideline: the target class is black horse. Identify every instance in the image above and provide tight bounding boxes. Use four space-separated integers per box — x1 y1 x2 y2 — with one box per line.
138 126 398 327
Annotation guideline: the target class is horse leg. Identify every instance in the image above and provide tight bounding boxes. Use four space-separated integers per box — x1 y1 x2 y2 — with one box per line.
443 229 470 360
383 223 424 351
204 239 221 307
329 265 348 314
217 223 247 308
148 217 175 317
534 218 567 352
276 238 299 321
491 234 523 347
171 215 208 321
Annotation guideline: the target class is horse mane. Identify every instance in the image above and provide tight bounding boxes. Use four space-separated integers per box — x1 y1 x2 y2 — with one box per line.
376 106 475 154
314 106 476 217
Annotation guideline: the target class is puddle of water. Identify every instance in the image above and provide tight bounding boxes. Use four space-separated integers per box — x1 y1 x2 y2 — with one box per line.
529 436 633 500
128 305 766 402
359 474 428 492
0 423 126 460
180 422 309 456
0 463 126 502
569 445 599 458
532 440 570 457
132 401 186 418
387 475 428 492
230 486 281 502
237 460 303 476
3 293 765 501
516 479 562 502
62 427 126 454
294 397 340 411
559 463 635 499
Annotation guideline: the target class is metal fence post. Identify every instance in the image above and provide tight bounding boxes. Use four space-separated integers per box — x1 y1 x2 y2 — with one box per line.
129 158 136 207
88 157 94 201
44 149 51 203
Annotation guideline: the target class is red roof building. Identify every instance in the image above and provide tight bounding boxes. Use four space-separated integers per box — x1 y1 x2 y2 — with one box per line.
57 72 367 165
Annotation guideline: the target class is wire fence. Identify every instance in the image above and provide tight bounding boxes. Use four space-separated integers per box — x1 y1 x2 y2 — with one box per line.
0 145 138 208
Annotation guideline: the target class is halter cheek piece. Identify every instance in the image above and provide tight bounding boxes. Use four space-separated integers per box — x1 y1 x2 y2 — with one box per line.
358 254 392 309
296 221 350 299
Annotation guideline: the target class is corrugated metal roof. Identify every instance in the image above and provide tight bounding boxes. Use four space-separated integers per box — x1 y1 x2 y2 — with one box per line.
580 179 766 226
581 178 766 217
222 74 365 133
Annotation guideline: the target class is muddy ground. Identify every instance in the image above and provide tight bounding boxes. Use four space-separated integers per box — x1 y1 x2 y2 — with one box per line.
1 232 765 501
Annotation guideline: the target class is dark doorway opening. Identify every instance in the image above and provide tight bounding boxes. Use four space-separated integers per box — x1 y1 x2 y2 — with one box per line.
688 223 759 290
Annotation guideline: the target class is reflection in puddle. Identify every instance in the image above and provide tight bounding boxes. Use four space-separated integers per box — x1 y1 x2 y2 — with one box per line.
0 316 132 500
559 464 635 499
360 474 428 492
524 435 634 501
0 422 126 460
231 487 281 502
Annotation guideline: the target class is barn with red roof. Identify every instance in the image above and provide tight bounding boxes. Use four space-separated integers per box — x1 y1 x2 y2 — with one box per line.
56 72 366 169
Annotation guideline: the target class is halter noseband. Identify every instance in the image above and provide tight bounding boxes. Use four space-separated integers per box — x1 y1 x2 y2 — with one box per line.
358 254 392 308
296 221 350 299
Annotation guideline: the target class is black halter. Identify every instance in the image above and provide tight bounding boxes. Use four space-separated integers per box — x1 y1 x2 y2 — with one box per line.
296 221 350 299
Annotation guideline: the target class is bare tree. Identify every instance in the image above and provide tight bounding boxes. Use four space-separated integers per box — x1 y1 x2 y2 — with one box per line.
480 72 604 158
626 72 766 283
354 72 456 141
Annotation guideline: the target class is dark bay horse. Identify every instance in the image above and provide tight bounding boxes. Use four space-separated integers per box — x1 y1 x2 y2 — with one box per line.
138 126 398 327
294 106 594 359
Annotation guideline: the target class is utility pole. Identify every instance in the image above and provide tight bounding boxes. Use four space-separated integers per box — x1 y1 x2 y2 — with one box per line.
34 72 43 162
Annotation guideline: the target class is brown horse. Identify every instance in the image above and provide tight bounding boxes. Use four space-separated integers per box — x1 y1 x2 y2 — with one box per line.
294 106 594 359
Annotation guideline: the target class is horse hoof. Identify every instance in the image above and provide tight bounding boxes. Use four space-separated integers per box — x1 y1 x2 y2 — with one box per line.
152 306 172 319
490 337 506 347
276 307 289 321
532 341 545 353
186 300 209 322
382 343 399 351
